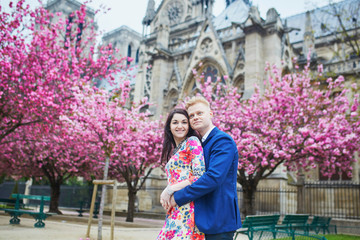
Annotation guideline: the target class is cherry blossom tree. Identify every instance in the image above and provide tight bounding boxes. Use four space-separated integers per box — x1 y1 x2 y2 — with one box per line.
196 59 360 216
1 1 163 223
1 120 102 213
108 114 163 222
62 84 163 222
0 1 121 145
0 0 133 213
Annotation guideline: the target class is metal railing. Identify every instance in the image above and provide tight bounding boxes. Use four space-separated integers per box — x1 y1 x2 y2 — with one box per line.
304 181 360 219
236 188 298 216
234 181 360 219
1 181 359 219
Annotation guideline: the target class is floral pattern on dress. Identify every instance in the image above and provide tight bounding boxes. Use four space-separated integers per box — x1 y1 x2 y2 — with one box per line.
156 136 205 240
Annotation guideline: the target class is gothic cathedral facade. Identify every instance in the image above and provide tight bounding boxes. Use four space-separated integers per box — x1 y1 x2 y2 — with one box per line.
133 0 295 117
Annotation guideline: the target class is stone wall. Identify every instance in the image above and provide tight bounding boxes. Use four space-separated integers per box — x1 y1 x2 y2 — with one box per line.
104 188 154 212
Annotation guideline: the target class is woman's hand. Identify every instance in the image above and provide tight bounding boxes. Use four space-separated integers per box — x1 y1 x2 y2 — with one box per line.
160 187 172 210
160 180 191 211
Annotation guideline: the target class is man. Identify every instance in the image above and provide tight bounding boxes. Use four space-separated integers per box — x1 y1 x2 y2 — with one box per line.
162 96 241 240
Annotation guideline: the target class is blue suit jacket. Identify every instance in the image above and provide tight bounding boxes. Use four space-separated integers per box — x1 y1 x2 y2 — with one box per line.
174 127 242 234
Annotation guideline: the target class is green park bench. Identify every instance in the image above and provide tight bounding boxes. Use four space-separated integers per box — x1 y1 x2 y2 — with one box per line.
234 214 330 240
307 216 337 234
76 200 99 218
0 197 24 210
276 214 310 234
234 214 280 240
4 194 55 228
76 200 87 217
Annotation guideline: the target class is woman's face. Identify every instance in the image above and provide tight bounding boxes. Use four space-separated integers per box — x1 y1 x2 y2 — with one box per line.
170 113 189 144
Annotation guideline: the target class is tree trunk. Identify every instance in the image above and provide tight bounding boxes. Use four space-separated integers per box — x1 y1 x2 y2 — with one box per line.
49 181 62 214
241 182 257 217
238 168 266 218
126 189 137 222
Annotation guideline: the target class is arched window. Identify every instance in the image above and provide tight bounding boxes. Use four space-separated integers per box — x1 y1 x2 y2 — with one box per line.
189 63 226 98
127 44 132 65
136 48 139 64
233 74 245 97
203 65 218 82
198 64 225 84
282 66 290 76
182 61 227 98
64 14 74 48
76 22 83 47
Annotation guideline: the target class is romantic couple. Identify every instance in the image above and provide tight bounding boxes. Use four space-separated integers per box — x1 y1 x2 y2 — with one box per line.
156 96 242 240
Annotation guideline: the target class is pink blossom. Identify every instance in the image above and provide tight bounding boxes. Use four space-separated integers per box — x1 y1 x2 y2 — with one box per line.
193 55 359 189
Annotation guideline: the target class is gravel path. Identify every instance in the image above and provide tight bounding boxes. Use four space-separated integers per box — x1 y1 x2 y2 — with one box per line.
0 211 249 240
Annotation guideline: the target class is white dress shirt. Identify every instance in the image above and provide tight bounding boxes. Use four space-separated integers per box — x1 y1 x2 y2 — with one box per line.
201 126 215 142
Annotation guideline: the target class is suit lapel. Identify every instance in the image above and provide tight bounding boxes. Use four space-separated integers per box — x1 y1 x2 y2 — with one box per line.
202 127 218 147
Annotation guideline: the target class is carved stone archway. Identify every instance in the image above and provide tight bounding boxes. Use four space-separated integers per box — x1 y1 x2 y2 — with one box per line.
181 58 226 99
163 88 179 113
233 74 245 97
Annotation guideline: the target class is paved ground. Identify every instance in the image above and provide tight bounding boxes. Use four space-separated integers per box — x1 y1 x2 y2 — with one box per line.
0 210 248 240
0 210 162 240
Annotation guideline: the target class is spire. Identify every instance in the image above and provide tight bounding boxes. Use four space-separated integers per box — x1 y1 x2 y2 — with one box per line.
201 0 214 16
142 0 156 26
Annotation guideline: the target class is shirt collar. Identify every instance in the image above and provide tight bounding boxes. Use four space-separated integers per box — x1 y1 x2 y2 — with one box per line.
201 126 215 142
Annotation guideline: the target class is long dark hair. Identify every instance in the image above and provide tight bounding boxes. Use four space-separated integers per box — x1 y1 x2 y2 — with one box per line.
161 108 200 162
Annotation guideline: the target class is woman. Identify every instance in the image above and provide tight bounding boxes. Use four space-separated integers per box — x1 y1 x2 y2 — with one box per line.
156 108 205 240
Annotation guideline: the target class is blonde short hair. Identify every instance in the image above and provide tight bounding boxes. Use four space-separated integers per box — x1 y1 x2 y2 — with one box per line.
185 96 210 110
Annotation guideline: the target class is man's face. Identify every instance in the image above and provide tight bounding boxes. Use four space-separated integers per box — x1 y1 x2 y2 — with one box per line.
187 102 213 136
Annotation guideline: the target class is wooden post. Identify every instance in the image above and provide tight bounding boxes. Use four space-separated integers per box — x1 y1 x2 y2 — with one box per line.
86 184 98 238
110 181 117 240
85 180 117 240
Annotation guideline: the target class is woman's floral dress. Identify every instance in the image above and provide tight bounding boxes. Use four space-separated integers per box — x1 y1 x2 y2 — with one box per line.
156 136 206 240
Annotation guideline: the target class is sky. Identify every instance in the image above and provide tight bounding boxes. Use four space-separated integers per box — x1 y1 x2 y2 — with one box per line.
3 0 342 36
